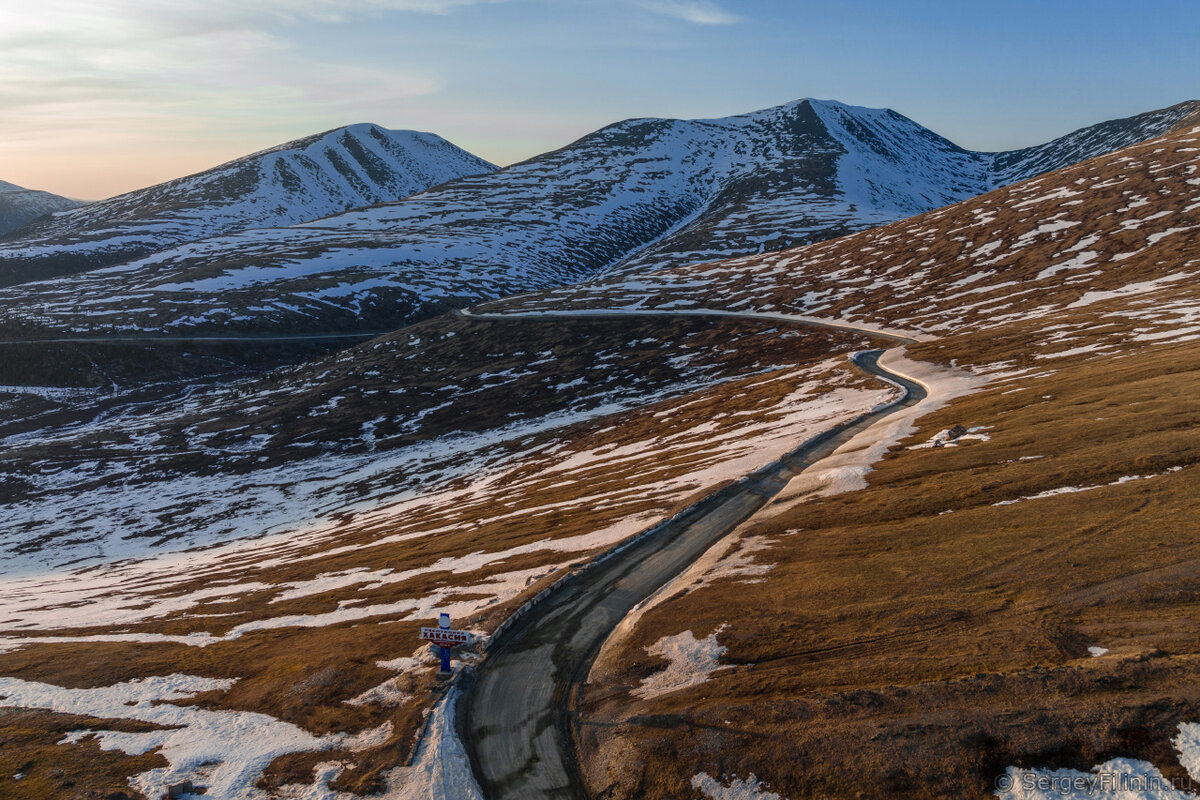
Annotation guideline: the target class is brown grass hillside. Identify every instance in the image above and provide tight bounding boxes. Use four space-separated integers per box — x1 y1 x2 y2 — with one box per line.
570 123 1200 798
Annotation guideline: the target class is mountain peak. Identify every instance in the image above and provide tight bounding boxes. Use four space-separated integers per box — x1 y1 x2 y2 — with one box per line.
2 97 1193 335
0 125 497 284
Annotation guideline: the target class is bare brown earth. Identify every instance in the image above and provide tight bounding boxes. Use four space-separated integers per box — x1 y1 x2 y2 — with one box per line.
564 122 1200 798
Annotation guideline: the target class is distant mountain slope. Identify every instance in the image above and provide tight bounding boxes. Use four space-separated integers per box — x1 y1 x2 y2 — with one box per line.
0 124 496 287
491 112 1200 345
990 100 1200 183
558 99 1199 278
0 181 82 237
1 99 1195 338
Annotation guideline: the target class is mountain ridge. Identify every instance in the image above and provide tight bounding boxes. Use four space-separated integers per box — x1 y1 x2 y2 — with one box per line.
0 98 1196 340
990 98 1200 182
0 181 83 238
0 124 496 287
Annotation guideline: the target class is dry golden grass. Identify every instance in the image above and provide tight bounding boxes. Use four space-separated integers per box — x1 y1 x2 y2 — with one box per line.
579 331 1200 799
0 709 170 800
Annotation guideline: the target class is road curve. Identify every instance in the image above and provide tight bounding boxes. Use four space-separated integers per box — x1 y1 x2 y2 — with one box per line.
457 309 927 800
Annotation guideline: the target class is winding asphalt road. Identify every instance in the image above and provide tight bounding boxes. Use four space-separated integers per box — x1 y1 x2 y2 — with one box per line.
457 310 928 800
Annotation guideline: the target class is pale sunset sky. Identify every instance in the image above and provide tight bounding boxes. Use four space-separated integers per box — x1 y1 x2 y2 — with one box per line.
2 0 1198 200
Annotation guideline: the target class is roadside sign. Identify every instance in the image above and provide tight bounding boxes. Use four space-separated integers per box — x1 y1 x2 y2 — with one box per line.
419 613 471 671
419 627 471 646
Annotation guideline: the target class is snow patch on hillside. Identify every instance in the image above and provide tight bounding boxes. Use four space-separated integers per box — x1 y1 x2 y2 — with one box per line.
382 689 485 800
993 466 1185 506
691 772 787 800
769 348 987 507
0 673 390 799
997 720 1200 799
635 626 730 699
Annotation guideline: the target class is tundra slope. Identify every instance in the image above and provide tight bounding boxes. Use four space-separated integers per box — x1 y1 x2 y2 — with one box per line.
489 104 1200 337
522 115 1200 799
0 312 894 800
1 100 1194 338
0 180 81 238
0 124 495 287
1 105 1198 800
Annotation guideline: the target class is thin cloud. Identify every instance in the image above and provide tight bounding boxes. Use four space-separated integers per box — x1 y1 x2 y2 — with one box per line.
0 0 508 41
0 0 460 198
0 0 457 126
303 66 441 109
644 1 741 25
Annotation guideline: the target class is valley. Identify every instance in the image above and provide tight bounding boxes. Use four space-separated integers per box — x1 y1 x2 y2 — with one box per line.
0 101 1194 342
0 97 1197 800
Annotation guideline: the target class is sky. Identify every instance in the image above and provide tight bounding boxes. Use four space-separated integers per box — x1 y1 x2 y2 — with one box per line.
1 0 1198 200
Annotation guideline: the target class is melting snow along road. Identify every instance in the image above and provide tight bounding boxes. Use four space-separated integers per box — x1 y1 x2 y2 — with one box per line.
457 310 927 800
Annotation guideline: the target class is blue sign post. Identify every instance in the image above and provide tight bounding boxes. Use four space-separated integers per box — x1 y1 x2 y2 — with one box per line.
438 612 452 672
419 612 472 675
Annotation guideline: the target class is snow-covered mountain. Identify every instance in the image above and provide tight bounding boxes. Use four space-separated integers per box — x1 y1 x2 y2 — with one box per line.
491 109 1200 342
0 124 496 287
620 100 1200 275
2 100 1195 337
991 100 1200 182
0 180 82 238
